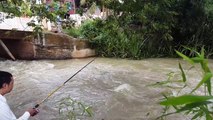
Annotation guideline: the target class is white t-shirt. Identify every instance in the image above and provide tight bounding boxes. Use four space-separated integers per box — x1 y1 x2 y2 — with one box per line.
0 94 30 120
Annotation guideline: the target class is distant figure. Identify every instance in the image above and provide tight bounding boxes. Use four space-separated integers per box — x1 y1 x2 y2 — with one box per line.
75 0 81 8
0 71 39 120
56 15 63 33
64 10 70 19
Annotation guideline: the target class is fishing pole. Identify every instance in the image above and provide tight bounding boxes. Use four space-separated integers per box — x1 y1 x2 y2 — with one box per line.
34 58 96 108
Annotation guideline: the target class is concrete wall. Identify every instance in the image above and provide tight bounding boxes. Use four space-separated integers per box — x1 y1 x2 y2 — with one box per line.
0 30 95 60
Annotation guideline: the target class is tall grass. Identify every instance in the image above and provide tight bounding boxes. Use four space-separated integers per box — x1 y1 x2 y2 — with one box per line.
157 48 213 120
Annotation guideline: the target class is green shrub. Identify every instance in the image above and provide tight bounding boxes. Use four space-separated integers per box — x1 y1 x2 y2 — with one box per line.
59 97 93 120
64 27 81 38
65 0 213 59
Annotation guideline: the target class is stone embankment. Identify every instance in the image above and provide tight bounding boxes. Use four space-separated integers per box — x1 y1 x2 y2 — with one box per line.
0 29 95 60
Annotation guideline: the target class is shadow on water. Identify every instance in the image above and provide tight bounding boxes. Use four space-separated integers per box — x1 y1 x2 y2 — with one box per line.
1 58 211 120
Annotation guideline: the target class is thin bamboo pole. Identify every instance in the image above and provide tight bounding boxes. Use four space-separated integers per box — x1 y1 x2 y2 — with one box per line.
0 39 16 61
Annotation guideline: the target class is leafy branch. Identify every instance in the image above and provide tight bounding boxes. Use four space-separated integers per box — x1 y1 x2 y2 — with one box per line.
59 97 93 120
158 47 213 120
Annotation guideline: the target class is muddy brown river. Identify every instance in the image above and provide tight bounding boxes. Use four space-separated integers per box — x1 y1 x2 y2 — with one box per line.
1 58 212 120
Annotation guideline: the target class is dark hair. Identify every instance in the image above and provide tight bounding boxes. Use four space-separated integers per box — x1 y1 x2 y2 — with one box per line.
0 71 13 88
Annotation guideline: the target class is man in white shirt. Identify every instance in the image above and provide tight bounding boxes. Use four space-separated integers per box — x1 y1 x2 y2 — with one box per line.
0 71 39 120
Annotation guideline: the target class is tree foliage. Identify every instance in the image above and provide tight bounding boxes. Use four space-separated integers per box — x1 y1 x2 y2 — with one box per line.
78 0 213 58
1 0 213 58
0 0 69 36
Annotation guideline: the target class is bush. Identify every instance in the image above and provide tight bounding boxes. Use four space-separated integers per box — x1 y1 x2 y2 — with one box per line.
65 0 213 59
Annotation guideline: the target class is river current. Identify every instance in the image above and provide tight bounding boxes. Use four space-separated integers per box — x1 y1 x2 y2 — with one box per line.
1 58 212 120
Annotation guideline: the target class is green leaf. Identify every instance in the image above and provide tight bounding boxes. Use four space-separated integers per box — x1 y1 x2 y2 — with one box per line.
206 79 212 95
191 57 204 63
85 107 93 117
177 101 212 113
206 112 212 120
191 72 212 93
175 50 194 64
160 95 213 106
200 106 213 120
192 111 203 120
200 47 205 59
179 63 186 82
200 59 211 73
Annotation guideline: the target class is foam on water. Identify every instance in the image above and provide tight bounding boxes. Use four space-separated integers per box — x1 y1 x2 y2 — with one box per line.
114 83 132 92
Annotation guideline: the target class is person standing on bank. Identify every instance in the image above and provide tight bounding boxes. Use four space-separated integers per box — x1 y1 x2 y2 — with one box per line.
0 71 39 120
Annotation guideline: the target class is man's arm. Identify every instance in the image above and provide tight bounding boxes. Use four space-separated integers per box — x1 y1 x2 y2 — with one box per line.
17 112 30 120
0 107 38 120
17 108 39 120
0 106 29 120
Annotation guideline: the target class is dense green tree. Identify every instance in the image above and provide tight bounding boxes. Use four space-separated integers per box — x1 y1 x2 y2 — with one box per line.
78 0 213 58
0 0 67 34
0 0 66 25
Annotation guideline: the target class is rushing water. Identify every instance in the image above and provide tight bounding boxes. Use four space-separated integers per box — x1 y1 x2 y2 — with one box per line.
1 58 213 120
